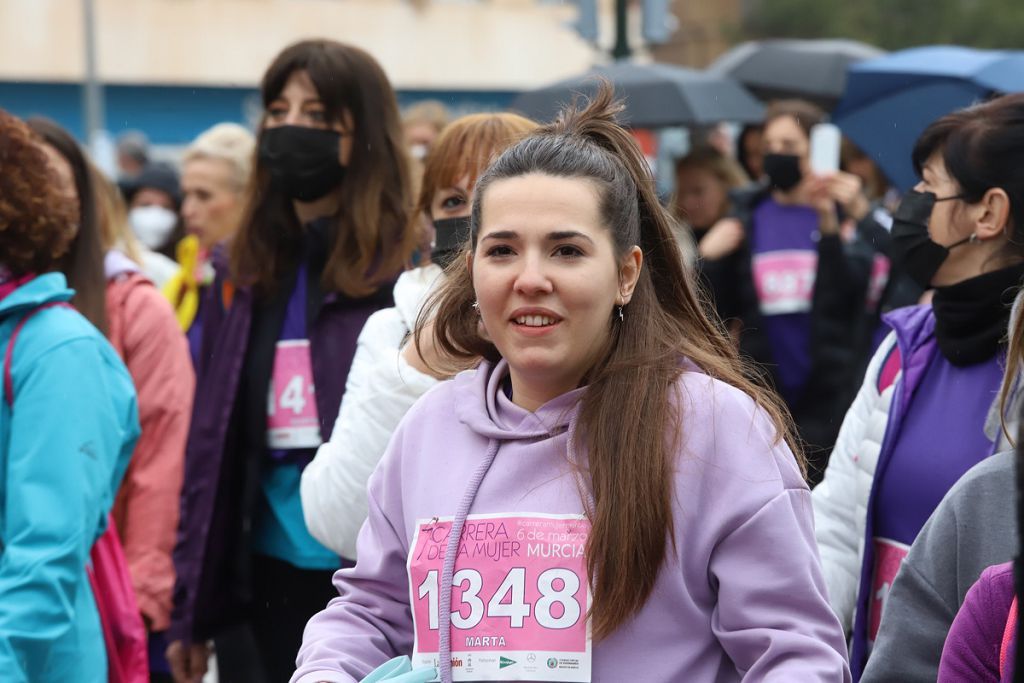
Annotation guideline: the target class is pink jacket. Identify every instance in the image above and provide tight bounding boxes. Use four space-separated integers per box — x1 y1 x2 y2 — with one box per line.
105 251 195 631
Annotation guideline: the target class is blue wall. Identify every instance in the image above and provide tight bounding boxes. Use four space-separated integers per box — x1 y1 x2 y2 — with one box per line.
0 81 519 144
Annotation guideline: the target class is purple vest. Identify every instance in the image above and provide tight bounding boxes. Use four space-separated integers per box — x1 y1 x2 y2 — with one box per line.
169 264 393 642
850 305 1003 678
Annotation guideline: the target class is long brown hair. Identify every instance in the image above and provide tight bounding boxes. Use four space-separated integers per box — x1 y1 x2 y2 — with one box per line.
418 85 801 640
27 117 107 333
231 39 414 296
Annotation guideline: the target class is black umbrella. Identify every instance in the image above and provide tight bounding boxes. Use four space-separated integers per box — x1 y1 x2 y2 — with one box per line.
511 61 765 128
708 39 885 108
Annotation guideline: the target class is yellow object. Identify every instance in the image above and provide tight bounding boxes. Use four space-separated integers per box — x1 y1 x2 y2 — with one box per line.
161 235 202 332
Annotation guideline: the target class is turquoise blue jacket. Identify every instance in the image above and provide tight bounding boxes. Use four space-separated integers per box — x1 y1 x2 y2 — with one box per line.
0 274 139 682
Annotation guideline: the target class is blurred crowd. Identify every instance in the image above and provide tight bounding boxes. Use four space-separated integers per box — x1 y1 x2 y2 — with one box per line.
3 36 1024 683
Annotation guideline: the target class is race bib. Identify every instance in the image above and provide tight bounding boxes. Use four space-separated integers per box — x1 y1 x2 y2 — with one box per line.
752 249 818 315
266 339 322 450
868 537 910 646
408 513 592 682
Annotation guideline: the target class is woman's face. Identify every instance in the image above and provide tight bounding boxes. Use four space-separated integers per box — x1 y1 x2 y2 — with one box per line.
181 158 245 249
675 165 728 231
430 172 473 221
264 69 354 166
130 187 175 211
914 152 978 287
471 173 641 409
763 115 811 176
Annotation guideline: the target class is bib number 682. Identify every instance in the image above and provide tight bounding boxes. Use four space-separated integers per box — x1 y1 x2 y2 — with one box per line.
417 567 581 631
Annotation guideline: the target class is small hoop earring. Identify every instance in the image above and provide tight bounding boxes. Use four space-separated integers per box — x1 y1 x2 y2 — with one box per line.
617 305 624 322
471 300 479 310
969 233 980 244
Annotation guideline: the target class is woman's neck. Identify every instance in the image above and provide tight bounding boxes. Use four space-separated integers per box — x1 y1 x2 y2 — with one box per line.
293 194 340 225
509 370 583 413
771 182 812 206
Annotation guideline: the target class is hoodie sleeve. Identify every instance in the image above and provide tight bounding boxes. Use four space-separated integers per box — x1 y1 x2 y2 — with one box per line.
109 279 195 631
711 488 852 682
302 306 436 559
292 420 417 683
0 336 139 681
675 375 850 681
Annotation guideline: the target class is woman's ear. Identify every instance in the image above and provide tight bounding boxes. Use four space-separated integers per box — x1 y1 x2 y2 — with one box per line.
975 187 1012 241
617 245 643 305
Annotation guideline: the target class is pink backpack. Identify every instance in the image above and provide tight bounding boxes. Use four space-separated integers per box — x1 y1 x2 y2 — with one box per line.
4 302 148 683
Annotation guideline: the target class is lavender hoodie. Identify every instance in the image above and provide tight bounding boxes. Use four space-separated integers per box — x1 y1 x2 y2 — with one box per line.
293 360 850 683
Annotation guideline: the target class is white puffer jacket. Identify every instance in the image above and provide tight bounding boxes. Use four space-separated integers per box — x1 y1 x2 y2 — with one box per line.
812 332 901 633
301 265 444 559
813 306 1021 634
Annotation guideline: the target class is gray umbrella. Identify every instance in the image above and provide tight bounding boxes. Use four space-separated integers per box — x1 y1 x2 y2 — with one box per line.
511 61 765 128
708 39 885 108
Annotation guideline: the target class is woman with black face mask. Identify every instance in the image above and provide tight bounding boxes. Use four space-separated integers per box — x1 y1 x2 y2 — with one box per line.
299 112 537 561
698 99 875 481
165 40 415 682
813 93 1024 679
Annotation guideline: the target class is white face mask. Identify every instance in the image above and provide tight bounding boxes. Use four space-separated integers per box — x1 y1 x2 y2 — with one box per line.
129 205 178 250
410 143 429 162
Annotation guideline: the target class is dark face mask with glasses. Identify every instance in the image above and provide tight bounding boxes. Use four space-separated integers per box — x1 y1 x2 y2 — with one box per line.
890 189 970 288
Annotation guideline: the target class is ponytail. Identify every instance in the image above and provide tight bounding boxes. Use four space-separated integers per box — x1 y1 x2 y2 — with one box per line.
420 83 800 639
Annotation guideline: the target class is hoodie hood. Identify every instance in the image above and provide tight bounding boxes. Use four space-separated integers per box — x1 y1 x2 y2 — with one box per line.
104 249 143 280
392 264 444 331
454 359 585 442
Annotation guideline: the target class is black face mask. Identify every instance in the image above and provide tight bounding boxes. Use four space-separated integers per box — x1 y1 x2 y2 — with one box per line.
258 125 346 202
431 216 472 270
890 189 968 289
763 153 802 192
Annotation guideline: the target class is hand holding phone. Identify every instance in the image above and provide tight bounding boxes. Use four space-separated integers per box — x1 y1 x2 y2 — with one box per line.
809 123 842 175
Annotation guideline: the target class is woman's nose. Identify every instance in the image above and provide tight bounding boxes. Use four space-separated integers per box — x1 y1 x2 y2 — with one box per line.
513 255 553 295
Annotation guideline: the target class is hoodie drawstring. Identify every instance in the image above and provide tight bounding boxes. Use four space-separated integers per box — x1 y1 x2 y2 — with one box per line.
437 438 500 683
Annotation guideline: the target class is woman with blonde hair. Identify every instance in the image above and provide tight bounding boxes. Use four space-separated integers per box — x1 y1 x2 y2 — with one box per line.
302 111 537 560
165 122 255 362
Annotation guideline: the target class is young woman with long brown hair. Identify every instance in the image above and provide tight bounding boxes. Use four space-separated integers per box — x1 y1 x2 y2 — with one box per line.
167 39 414 682
292 86 849 683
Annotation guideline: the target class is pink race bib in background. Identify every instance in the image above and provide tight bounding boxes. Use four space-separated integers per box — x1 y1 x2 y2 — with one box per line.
408 513 592 682
266 339 322 450
752 249 818 316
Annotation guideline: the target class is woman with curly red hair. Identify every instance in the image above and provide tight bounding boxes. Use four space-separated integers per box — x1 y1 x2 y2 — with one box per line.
0 109 140 680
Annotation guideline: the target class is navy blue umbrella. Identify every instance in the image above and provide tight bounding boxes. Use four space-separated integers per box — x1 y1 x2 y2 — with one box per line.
512 62 765 128
833 46 1024 191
